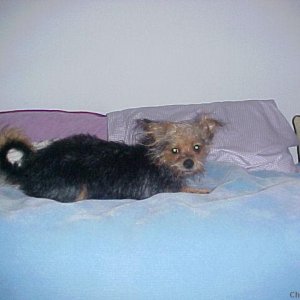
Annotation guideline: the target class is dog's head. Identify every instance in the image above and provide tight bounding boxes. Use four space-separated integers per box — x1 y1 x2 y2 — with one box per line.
138 115 222 176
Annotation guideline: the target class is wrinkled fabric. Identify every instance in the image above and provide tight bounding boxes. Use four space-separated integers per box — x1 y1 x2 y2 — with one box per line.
0 161 300 300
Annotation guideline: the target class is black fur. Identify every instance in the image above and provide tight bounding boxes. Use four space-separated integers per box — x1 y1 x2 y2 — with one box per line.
0 134 184 202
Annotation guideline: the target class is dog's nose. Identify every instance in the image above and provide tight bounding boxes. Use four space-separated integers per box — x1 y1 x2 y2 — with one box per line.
183 159 194 169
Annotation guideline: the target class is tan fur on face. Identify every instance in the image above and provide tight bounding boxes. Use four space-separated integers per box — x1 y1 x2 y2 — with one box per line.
159 134 207 174
139 115 222 175
154 123 208 174
0 127 33 149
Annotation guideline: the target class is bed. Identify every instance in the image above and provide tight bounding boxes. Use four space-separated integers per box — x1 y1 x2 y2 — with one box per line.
0 100 299 300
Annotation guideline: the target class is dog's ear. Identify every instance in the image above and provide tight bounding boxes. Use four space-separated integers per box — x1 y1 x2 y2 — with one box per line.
196 115 223 142
137 119 171 145
136 119 154 131
138 119 171 134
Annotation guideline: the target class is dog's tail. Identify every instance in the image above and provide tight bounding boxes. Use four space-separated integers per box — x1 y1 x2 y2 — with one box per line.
0 127 34 181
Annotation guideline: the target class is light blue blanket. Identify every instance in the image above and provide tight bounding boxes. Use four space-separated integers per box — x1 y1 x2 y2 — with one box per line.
0 162 300 300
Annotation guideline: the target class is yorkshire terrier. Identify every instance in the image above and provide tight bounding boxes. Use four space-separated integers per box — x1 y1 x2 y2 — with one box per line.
0 116 221 202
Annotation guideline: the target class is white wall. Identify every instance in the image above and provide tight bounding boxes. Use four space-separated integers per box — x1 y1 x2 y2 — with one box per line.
1 0 300 124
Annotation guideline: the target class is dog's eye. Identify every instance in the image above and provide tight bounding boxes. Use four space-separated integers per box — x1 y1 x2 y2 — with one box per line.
193 144 201 152
171 148 179 154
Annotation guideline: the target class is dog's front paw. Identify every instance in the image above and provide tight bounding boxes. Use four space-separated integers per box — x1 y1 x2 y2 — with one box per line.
181 187 210 194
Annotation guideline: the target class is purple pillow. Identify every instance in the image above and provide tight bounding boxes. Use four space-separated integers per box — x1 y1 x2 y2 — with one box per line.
0 110 107 141
107 100 298 173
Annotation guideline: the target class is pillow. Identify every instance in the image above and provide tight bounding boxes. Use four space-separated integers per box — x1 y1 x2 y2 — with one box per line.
0 109 107 142
107 100 298 173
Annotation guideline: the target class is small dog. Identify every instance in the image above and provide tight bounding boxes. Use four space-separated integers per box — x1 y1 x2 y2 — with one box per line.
0 116 221 202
